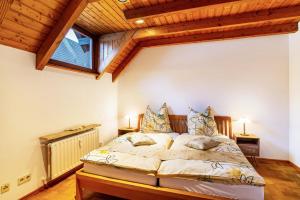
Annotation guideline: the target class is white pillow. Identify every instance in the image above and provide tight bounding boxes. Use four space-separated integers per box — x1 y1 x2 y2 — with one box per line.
185 136 220 150
129 134 156 146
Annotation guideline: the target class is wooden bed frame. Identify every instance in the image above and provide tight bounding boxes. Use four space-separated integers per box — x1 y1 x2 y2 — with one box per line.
76 114 233 200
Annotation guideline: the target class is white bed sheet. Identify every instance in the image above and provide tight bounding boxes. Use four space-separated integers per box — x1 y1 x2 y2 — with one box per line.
160 176 264 200
83 162 157 186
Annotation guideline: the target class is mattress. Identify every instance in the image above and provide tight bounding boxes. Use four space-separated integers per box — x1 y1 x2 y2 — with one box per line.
159 177 264 200
83 162 157 186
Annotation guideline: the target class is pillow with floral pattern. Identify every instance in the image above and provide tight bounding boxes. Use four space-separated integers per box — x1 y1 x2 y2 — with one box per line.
187 106 219 136
141 103 172 133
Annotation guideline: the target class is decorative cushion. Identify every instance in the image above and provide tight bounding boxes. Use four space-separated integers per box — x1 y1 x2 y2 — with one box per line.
141 103 173 133
129 134 156 146
185 136 221 150
187 106 219 136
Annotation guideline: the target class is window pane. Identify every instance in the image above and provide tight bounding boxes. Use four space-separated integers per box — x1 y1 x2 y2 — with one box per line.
51 28 93 69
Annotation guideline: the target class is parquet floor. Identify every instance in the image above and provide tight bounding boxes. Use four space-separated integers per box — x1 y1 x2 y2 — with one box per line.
27 159 300 200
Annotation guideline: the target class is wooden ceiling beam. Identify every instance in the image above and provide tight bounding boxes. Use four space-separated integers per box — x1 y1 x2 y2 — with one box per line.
124 0 240 21
36 0 88 70
133 5 300 40
111 22 298 81
139 23 298 47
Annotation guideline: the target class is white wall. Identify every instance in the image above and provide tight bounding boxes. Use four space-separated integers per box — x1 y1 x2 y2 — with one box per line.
0 44 118 200
117 35 290 160
289 29 300 167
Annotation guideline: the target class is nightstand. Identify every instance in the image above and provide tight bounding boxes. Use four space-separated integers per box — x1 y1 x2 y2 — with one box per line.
118 128 138 136
234 133 260 166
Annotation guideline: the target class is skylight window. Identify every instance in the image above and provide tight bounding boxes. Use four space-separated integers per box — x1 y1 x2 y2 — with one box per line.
51 28 93 69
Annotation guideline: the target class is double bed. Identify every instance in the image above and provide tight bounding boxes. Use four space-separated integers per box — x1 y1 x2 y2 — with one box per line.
76 114 264 200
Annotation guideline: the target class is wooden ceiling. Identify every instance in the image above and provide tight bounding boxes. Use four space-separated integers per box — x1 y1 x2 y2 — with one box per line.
77 0 300 35
1 0 300 80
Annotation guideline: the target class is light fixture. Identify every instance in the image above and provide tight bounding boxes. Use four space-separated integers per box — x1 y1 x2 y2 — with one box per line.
238 117 251 136
118 0 128 3
135 19 145 25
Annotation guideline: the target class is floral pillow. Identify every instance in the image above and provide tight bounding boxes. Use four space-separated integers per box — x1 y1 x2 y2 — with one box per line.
187 106 219 136
141 103 173 133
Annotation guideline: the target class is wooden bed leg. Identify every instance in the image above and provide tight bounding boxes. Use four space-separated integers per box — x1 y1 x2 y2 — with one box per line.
76 177 83 200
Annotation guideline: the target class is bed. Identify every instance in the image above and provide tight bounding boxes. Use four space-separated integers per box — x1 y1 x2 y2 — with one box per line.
80 132 173 186
76 114 264 200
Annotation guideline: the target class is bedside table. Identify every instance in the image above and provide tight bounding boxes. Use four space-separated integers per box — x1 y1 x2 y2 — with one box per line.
118 128 138 136
234 133 260 166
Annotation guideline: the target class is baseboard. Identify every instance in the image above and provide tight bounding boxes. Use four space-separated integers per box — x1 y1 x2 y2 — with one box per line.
44 163 84 188
19 185 45 200
19 164 83 199
256 157 290 163
257 157 300 171
289 161 300 171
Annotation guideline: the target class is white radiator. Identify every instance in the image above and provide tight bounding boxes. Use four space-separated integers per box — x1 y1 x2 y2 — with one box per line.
48 129 99 180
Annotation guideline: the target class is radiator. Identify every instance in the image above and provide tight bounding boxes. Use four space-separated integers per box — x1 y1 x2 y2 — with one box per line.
45 128 99 180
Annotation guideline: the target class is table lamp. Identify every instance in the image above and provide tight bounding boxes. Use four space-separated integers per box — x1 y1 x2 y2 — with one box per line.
239 117 251 136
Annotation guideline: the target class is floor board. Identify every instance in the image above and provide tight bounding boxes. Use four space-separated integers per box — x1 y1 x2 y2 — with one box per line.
26 159 300 200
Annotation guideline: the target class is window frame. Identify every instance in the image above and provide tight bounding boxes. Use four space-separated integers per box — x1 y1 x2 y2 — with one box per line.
48 25 99 75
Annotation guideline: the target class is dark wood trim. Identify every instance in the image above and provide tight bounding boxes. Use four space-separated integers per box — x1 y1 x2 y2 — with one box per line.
73 24 96 38
93 36 100 73
19 185 45 200
36 0 88 70
124 0 239 21
48 59 99 76
112 43 143 82
47 25 100 75
20 164 83 200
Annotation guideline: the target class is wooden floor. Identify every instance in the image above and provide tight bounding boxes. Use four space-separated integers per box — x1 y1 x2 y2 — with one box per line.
27 159 300 200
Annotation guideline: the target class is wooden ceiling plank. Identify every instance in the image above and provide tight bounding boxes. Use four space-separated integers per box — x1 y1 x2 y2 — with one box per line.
80 9 112 33
85 4 120 32
0 0 13 25
36 0 88 70
0 28 41 48
1 19 47 41
19 0 60 21
0 36 37 52
124 0 241 21
133 5 300 40
10 0 56 26
5 10 51 34
93 2 130 30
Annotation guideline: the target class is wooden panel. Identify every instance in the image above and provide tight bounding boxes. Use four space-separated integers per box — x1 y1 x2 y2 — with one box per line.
98 31 137 76
137 114 233 138
124 0 241 21
36 0 88 70
133 5 300 40
0 0 13 24
76 170 230 200
76 0 300 35
0 0 69 52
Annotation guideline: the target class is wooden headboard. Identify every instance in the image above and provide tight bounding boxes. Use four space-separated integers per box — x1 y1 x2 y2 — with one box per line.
137 114 233 139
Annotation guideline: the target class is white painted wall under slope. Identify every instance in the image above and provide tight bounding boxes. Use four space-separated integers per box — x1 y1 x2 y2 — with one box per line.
0 44 118 200
289 29 300 167
117 35 290 160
